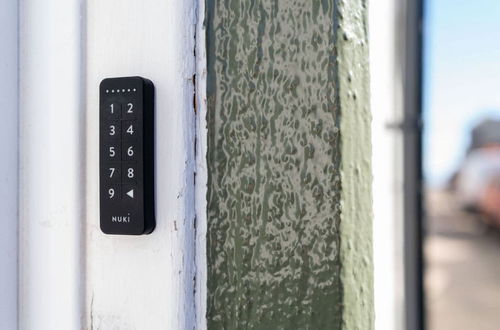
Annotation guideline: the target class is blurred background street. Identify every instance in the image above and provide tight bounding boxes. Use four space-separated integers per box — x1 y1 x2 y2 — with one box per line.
425 188 500 330
423 1 500 329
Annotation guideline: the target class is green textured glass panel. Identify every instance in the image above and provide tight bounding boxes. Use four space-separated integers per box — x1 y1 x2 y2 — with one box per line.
206 0 372 329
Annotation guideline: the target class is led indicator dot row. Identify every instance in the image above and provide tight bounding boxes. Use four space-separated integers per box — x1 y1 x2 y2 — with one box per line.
105 88 137 93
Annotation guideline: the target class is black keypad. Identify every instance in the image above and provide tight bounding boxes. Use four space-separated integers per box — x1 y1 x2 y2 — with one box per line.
99 77 155 235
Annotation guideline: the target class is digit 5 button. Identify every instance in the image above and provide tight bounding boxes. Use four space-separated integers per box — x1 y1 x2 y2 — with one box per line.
101 142 121 161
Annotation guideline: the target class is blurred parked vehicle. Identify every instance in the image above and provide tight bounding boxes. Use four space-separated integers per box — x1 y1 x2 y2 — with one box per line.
456 119 500 227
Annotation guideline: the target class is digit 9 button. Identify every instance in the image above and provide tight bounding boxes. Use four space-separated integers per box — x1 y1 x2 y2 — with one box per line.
99 76 155 235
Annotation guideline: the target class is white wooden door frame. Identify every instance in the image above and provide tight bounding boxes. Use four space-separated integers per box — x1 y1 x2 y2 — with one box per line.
19 0 85 328
15 0 208 329
0 0 18 328
370 0 425 329
370 1 406 330
85 0 204 328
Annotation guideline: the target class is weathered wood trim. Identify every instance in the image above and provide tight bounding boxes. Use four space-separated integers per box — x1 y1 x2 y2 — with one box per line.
337 0 374 328
195 0 208 327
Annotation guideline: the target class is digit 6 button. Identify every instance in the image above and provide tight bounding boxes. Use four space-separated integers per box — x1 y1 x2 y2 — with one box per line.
122 142 138 161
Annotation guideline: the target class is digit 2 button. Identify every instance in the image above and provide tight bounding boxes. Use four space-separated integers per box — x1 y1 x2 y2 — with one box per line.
99 76 155 235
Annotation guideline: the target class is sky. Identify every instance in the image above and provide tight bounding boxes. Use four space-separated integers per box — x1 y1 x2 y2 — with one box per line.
423 0 500 186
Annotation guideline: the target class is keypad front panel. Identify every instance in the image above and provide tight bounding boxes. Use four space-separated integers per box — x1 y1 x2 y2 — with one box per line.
99 77 155 235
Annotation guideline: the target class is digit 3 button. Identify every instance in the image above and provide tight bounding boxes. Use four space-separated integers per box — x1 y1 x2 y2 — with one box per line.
106 120 120 139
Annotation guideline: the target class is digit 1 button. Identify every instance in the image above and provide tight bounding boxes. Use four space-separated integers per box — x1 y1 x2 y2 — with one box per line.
106 102 121 119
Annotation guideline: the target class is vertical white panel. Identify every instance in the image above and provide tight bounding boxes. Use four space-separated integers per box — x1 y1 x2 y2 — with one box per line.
19 0 85 329
0 0 18 328
369 1 406 330
86 0 197 328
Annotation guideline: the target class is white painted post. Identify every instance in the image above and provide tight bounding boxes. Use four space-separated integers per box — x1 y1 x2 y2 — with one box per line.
19 0 85 329
0 0 18 328
369 1 406 330
85 0 198 328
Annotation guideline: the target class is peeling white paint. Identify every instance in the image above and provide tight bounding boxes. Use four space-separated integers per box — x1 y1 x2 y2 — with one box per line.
195 0 208 327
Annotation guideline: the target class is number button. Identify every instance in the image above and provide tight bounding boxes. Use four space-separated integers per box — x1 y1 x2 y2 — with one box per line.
106 121 120 139
106 102 121 119
122 102 137 119
122 121 138 139
122 164 137 183
105 165 121 183
102 143 121 161
122 142 138 161
107 186 120 200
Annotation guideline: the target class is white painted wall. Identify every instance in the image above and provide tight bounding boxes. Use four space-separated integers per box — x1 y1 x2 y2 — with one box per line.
85 0 198 328
19 0 85 328
0 0 18 328
369 1 406 330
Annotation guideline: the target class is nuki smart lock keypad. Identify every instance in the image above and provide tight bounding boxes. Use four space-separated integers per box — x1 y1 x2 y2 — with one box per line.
99 77 155 235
